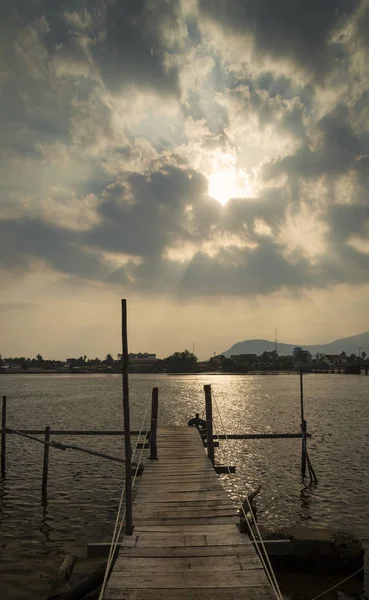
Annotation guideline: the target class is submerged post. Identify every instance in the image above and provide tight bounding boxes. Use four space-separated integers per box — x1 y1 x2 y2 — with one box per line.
121 299 133 535
1 396 6 478
42 426 50 502
204 384 215 466
300 370 307 478
150 387 158 460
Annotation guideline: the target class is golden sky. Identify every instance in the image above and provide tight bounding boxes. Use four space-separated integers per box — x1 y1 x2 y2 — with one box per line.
1 1 369 359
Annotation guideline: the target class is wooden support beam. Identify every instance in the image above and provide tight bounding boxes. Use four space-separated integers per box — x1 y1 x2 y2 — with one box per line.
150 387 158 460
214 433 311 440
5 429 148 436
215 465 236 474
300 369 307 478
3 429 309 439
88 543 121 559
1 396 6 478
204 384 215 466
42 426 50 502
121 299 133 536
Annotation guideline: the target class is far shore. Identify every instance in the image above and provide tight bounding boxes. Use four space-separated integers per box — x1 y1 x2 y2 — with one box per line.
0 369 357 376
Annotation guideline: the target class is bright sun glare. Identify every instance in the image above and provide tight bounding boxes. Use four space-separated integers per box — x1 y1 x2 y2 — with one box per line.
207 156 253 205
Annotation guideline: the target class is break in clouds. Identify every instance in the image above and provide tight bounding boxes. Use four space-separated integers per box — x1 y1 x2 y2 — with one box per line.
1 0 369 298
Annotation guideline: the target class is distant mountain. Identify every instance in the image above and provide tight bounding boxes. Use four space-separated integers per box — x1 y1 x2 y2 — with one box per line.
223 330 369 358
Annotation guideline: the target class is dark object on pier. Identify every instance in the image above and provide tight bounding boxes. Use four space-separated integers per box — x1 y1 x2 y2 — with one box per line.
187 413 206 432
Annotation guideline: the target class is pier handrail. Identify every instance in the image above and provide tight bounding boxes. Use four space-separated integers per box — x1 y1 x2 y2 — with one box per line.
98 394 152 600
210 386 284 600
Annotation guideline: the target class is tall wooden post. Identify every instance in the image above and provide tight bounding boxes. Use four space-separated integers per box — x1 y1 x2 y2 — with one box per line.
121 299 133 535
204 385 215 466
150 387 159 460
1 396 6 478
300 370 307 478
42 426 50 501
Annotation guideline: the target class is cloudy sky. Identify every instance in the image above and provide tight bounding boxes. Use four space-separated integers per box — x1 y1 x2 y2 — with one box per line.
1 0 369 360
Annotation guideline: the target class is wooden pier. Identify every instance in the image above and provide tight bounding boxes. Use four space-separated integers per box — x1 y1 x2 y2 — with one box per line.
103 426 277 599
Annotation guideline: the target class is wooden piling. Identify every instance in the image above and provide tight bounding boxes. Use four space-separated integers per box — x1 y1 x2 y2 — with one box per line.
1 396 6 478
149 387 158 460
42 426 50 501
204 384 215 466
300 370 307 478
121 299 133 535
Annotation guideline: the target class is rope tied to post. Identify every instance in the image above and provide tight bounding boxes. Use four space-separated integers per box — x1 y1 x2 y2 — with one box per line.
6 427 126 463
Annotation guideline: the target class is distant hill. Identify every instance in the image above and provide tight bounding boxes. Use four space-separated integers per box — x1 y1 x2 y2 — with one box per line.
223 330 369 358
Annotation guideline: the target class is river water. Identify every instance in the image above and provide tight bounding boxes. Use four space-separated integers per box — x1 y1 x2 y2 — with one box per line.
0 373 368 599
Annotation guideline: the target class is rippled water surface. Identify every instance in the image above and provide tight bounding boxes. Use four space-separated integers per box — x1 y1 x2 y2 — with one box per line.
0 373 368 599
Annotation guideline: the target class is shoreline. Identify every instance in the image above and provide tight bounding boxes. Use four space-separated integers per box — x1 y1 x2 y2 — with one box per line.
0 369 359 376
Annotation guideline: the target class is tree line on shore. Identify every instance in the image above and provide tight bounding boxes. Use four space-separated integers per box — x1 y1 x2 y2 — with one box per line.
1 348 367 374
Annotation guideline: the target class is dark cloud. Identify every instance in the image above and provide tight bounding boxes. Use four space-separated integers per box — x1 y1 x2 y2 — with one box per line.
96 0 182 95
263 104 365 182
86 164 211 257
0 219 106 281
199 0 359 77
6 0 183 96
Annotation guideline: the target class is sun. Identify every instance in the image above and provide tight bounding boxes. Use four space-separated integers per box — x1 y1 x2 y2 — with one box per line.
207 157 253 205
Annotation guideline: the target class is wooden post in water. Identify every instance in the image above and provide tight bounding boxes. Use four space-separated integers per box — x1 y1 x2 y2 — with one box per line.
150 387 158 460
300 370 307 478
42 426 50 502
204 385 215 466
121 299 133 535
1 396 6 478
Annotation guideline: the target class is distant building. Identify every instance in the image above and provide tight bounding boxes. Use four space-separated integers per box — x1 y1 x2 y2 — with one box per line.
129 353 157 369
321 354 347 367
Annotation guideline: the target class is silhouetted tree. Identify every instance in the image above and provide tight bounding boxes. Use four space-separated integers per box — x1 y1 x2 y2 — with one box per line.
105 353 115 366
165 350 198 373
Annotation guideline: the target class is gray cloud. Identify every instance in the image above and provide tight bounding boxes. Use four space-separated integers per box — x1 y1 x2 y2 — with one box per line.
1 0 369 302
198 0 359 77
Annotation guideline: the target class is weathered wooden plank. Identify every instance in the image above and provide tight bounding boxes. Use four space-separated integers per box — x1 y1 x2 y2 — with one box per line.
133 524 238 534
134 500 236 508
134 495 227 505
118 545 258 558
107 569 269 588
134 518 240 526
138 473 217 480
113 555 261 572
135 507 239 522
136 496 235 509
121 533 252 548
105 589 277 600
136 484 223 493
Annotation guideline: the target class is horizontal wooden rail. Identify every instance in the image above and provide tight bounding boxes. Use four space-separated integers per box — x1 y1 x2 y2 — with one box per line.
4 429 310 440
214 433 311 439
5 429 148 436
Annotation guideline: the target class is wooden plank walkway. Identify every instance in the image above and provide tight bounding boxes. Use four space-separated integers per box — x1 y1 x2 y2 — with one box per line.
104 426 277 599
